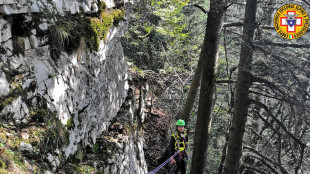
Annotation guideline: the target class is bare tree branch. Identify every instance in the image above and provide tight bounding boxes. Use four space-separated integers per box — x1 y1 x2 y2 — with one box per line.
251 76 310 111
295 141 306 174
223 22 243 27
249 90 295 106
216 79 236 83
243 146 281 174
251 76 286 95
244 146 291 174
301 0 310 6
256 40 310 48
253 110 281 135
249 99 307 148
255 45 309 74
260 25 276 30
278 135 282 170
223 22 290 30
241 165 270 174
194 4 208 14
224 3 234 10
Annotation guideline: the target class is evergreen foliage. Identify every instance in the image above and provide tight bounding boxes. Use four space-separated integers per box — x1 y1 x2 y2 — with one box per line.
122 0 201 71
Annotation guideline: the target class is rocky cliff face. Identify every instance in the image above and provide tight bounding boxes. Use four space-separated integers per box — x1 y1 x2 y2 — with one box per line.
0 0 147 173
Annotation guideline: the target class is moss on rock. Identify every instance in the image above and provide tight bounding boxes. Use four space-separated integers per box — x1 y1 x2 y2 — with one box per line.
0 84 24 111
49 4 125 57
90 11 114 48
112 8 125 26
98 0 107 13
66 114 74 129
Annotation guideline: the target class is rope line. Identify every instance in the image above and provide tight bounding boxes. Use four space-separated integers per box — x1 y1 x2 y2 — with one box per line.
149 151 179 174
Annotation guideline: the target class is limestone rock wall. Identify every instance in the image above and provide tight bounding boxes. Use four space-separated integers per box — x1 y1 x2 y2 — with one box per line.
0 0 147 173
0 0 127 15
97 83 148 173
0 0 132 56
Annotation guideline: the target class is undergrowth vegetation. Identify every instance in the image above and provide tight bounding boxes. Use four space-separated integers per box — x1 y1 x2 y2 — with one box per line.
0 104 69 173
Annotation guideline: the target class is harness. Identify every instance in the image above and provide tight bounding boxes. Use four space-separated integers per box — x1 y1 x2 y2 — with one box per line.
172 129 188 152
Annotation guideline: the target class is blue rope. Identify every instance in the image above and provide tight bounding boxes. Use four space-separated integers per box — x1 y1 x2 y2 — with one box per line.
149 151 179 174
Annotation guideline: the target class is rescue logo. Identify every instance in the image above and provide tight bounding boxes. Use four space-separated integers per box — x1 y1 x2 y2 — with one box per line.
273 4 309 39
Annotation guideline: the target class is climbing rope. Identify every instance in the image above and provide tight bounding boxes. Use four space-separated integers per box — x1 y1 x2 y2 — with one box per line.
149 151 179 174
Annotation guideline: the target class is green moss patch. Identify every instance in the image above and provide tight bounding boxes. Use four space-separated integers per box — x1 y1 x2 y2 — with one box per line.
73 164 96 174
0 74 36 117
49 5 125 58
0 84 23 111
90 11 114 48
98 0 107 13
66 114 74 129
112 8 125 26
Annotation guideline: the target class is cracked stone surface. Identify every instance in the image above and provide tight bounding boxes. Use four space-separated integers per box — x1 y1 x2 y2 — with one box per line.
0 0 146 173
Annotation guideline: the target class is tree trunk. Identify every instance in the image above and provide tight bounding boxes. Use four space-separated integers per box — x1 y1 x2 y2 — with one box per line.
190 0 225 173
223 0 258 173
217 127 230 174
181 57 203 124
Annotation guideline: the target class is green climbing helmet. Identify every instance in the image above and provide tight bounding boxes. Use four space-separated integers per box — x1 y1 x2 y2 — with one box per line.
176 119 185 126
